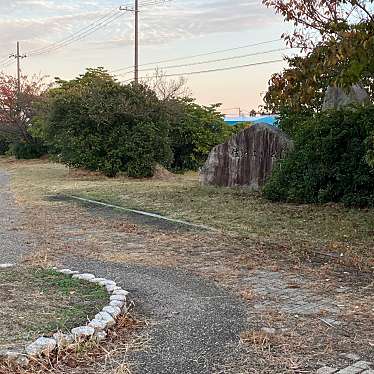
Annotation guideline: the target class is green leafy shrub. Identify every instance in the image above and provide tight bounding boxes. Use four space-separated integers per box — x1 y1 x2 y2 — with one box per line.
8 142 46 159
263 105 374 208
38 68 172 178
167 99 243 172
0 137 9 155
366 131 374 168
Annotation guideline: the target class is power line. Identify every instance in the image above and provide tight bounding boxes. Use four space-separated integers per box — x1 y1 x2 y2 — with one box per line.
121 58 285 83
111 38 282 73
26 0 171 58
0 56 10 66
1 9 121 62
122 0 172 6
0 52 13 67
27 8 119 56
28 12 124 57
0 59 15 70
117 47 291 76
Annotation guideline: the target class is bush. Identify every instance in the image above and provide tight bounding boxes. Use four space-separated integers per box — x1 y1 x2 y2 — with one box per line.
168 99 241 172
8 142 46 159
263 105 374 208
0 138 9 155
39 69 172 178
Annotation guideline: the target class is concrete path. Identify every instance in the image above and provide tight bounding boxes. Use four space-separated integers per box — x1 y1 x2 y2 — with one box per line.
0 172 31 263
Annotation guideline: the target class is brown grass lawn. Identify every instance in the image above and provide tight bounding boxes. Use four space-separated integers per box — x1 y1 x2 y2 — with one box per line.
1 157 373 270
0 157 373 373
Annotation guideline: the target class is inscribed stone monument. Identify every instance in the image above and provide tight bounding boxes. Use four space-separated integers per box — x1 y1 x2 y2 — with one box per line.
199 123 292 190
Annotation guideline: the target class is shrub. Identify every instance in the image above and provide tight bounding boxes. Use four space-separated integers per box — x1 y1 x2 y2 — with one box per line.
167 99 241 172
0 138 9 155
263 105 374 208
0 73 49 152
8 142 46 159
39 69 172 178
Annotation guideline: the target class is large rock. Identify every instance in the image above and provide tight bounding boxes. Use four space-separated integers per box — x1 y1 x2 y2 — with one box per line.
199 123 292 190
322 85 370 111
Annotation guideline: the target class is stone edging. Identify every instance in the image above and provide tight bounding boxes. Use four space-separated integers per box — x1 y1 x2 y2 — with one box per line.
0 266 130 368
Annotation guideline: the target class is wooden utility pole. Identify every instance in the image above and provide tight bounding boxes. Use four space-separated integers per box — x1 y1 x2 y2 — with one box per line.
16 42 21 93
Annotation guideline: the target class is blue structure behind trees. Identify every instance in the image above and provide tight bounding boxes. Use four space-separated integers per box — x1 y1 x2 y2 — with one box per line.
224 115 278 126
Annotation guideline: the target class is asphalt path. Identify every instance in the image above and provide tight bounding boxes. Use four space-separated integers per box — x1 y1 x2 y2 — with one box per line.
62 258 246 374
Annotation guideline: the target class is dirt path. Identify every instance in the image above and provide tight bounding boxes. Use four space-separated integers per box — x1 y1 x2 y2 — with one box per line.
0 172 33 263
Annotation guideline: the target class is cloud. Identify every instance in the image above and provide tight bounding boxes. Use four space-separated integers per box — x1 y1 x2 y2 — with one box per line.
0 0 279 57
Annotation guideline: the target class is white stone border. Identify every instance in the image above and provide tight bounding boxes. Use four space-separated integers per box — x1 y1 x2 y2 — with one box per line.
0 267 130 368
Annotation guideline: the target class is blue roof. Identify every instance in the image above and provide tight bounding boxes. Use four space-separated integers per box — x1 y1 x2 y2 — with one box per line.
224 115 278 126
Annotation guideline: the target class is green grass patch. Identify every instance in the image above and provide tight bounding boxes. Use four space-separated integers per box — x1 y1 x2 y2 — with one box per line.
0 266 108 350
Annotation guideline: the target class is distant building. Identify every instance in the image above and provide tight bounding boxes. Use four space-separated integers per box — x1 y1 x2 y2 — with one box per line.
224 115 278 126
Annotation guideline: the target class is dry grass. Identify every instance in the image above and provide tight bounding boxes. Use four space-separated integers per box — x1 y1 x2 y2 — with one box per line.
237 305 374 374
239 289 256 302
0 158 373 373
0 314 146 374
1 158 372 271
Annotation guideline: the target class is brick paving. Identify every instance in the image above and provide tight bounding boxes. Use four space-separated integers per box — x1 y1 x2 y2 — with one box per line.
243 270 339 315
317 360 372 373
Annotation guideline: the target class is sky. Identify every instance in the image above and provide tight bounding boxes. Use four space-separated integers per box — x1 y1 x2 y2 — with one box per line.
0 0 296 114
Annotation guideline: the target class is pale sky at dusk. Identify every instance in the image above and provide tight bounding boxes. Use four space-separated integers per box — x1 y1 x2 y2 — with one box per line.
0 0 296 113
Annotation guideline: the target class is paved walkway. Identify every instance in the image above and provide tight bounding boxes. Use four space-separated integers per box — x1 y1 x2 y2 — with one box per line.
62 258 246 374
318 359 373 373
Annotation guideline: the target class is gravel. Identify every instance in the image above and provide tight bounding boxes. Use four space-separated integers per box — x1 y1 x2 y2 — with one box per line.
0 171 32 263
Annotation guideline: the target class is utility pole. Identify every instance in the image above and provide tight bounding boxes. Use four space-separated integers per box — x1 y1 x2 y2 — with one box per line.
134 0 139 83
10 42 27 93
120 1 140 83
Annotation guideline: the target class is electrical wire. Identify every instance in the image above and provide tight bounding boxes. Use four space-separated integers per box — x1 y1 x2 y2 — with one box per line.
28 12 123 56
27 0 172 57
117 47 291 76
121 58 285 83
123 0 172 6
0 56 10 65
111 38 282 73
0 59 15 70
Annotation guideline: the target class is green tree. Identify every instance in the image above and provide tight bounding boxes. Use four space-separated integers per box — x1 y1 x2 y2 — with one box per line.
263 0 374 110
0 73 48 158
262 0 374 166
167 99 236 171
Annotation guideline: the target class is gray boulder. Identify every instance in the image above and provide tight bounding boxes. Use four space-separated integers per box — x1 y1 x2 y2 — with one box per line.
199 123 292 190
